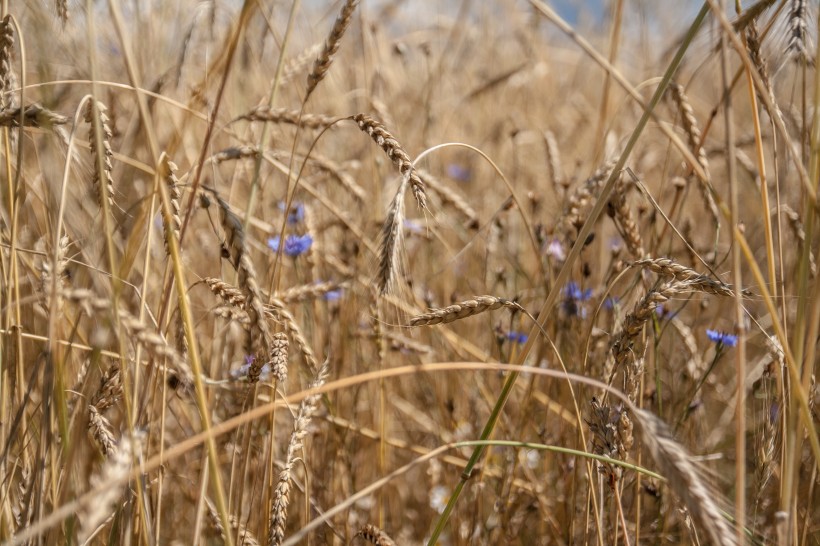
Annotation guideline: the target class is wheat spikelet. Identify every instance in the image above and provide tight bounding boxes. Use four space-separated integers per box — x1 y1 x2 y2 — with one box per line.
39 235 70 316
417 168 479 229
84 100 116 209
87 405 117 457
268 362 329 546
276 280 345 304
0 15 15 109
788 0 809 62
352 114 427 210
90 365 122 412
565 159 616 232
305 0 360 100
630 408 738 546
608 176 645 258
610 281 684 378
355 524 398 546
160 155 182 257
280 43 322 87
632 258 738 296
408 296 524 327
205 277 247 308
777 204 817 277
78 432 144 543
205 497 260 546
236 106 338 129
668 83 720 229
269 332 289 383
266 298 319 375
0 103 68 127
212 145 261 164
543 130 563 190
376 176 407 295
217 198 274 355
55 0 69 25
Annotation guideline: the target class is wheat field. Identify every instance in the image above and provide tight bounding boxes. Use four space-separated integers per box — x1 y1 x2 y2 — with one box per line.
0 0 818 544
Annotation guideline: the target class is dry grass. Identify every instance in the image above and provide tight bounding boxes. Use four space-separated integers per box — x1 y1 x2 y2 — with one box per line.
0 1 819 545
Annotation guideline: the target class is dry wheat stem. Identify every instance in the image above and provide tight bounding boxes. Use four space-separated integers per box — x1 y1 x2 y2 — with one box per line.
408 296 525 327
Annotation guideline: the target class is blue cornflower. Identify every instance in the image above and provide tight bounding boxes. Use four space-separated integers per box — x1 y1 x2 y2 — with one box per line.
446 163 471 182
505 331 528 344
324 288 343 301
564 282 593 301
603 296 619 310
561 281 593 318
268 234 313 257
278 201 305 224
706 329 738 347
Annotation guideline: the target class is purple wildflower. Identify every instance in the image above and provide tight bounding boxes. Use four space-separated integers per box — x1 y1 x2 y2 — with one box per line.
268 234 313 257
706 329 738 347
324 288 343 301
545 238 566 261
505 331 528 344
446 163 471 182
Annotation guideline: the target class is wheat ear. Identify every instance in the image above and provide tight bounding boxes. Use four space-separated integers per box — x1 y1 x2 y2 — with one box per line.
268 362 329 546
305 0 360 100
631 408 738 546
408 296 525 327
354 524 398 546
